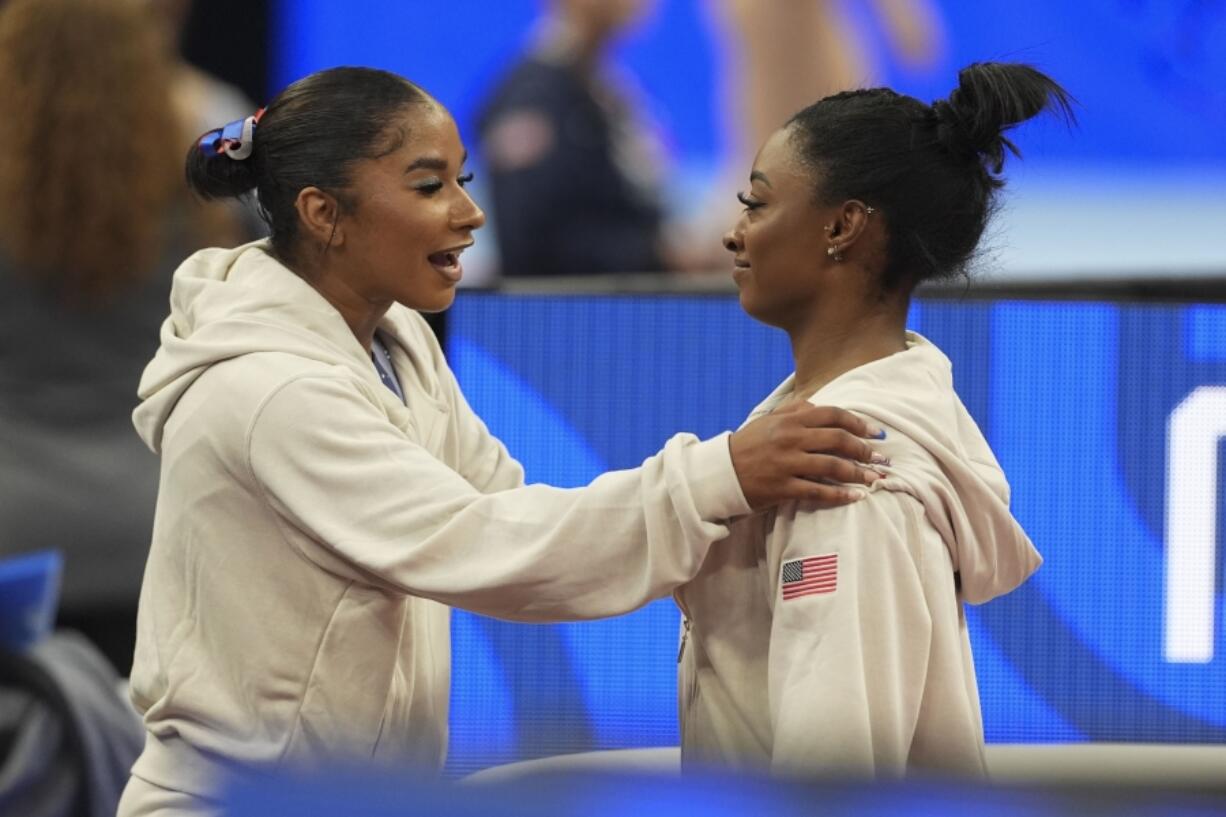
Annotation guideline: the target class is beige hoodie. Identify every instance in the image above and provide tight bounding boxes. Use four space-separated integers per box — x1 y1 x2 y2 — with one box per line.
123 241 749 808
675 333 1041 780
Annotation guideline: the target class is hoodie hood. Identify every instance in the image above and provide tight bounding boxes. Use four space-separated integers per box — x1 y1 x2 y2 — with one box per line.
133 240 392 453
785 333 1041 605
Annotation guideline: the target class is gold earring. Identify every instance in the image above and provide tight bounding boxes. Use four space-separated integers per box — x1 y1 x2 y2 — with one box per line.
827 245 844 262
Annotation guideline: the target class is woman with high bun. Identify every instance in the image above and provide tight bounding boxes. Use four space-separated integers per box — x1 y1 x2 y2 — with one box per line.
675 63 1071 779
118 66 888 814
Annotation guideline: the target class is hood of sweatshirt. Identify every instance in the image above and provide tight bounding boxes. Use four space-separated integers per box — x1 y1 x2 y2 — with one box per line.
770 332 1041 605
133 240 404 454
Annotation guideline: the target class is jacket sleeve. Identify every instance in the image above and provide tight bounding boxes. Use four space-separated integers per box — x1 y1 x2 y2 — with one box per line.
245 374 749 622
766 490 934 778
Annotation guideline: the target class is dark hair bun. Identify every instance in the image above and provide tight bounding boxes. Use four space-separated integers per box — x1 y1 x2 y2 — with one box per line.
184 129 259 199
933 62 1075 174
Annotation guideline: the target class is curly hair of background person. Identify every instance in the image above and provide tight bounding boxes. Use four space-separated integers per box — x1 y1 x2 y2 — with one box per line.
0 0 186 304
0 0 255 678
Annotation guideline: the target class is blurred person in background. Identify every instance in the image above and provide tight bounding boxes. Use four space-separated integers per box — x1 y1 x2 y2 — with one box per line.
477 0 696 277
681 0 947 271
148 0 268 240
714 0 946 166
147 0 257 137
676 63 1069 778
0 0 250 676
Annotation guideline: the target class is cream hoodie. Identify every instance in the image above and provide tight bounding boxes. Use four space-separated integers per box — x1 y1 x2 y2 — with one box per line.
123 241 749 807
675 333 1041 779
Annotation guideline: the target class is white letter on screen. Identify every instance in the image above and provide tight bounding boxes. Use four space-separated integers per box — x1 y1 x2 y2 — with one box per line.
1165 386 1226 663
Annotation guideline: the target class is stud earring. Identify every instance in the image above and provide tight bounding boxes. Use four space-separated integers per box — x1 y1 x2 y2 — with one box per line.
865 205 876 215
827 245 844 262
823 223 833 232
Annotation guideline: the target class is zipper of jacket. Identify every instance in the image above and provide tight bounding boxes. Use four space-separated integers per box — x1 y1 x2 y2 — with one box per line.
674 590 693 664
677 616 692 663
674 593 697 757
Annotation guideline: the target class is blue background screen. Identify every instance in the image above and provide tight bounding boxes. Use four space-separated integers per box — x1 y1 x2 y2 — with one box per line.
444 293 1226 774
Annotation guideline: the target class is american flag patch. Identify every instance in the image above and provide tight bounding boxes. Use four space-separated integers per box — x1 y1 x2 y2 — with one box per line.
781 554 838 601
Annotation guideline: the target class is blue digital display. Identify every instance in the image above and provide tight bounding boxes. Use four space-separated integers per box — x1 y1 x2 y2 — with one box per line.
444 294 1226 775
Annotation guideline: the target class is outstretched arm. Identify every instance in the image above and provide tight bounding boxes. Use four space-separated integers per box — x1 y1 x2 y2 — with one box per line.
247 376 883 623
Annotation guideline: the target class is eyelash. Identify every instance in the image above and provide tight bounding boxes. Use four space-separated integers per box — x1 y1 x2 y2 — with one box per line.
737 191 763 211
415 172 475 195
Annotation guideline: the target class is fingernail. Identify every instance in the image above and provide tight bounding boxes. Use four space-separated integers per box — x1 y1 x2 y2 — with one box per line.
846 488 868 502
866 424 887 439
870 452 891 466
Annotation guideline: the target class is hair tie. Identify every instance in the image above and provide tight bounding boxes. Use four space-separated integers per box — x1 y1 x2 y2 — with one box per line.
199 107 265 161
930 99 981 161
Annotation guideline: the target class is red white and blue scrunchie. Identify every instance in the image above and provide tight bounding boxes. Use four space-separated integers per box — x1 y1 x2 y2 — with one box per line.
198 107 265 160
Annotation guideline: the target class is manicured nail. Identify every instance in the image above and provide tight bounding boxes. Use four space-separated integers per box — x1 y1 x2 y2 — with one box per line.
846 488 868 502
866 424 886 439
870 452 891 466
